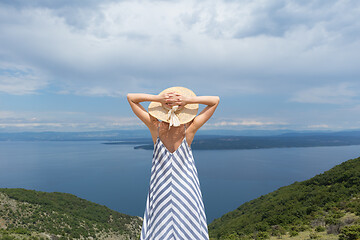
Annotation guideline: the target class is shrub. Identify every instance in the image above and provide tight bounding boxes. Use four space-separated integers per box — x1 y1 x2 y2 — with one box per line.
0 235 16 240
289 230 298 237
309 232 320 239
270 225 286 237
315 226 325 232
327 223 341 234
338 225 360 240
254 231 269 240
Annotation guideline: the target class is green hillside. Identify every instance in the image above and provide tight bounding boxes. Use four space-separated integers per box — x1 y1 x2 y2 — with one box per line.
0 188 142 240
208 156 360 240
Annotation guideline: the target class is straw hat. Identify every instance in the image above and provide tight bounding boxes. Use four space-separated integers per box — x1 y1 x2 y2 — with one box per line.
148 86 199 128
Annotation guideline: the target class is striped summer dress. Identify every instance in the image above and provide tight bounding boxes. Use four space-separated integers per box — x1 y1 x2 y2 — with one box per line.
140 122 209 240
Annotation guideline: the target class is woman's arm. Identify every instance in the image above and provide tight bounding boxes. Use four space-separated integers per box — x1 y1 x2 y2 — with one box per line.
188 96 220 132
185 96 220 106
172 94 220 133
127 94 161 128
127 92 219 132
127 93 178 128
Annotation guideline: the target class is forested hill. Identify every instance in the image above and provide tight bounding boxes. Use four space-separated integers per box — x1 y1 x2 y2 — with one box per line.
0 188 142 239
208 156 360 240
131 134 360 150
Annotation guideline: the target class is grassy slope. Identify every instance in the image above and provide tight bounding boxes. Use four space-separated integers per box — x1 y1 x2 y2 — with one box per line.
208 156 360 240
0 188 142 239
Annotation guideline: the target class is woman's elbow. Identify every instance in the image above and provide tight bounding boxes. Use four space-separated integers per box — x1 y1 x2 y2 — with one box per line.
127 94 135 105
127 93 133 101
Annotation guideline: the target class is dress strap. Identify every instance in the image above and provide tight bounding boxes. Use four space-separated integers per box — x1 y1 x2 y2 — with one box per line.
157 122 160 138
184 124 186 138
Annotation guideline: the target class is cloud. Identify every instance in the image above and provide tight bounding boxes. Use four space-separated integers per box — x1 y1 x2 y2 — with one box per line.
0 0 359 97
0 110 144 131
1 0 360 131
0 122 143 131
206 118 288 129
289 82 359 104
0 109 291 131
307 124 330 129
0 63 47 95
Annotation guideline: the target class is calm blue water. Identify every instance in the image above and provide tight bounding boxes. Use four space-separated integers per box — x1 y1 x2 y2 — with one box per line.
0 141 360 224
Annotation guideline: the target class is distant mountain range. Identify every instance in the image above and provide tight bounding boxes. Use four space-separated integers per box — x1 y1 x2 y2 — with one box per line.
131 134 360 150
1 129 360 141
2 129 360 151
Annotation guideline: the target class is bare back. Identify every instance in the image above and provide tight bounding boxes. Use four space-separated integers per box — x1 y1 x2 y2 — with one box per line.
150 119 196 152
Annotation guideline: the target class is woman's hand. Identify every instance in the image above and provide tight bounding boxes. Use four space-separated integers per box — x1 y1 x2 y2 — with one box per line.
159 91 189 110
168 92 189 111
159 91 175 108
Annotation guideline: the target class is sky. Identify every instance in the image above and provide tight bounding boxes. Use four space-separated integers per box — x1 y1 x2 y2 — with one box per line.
0 0 360 132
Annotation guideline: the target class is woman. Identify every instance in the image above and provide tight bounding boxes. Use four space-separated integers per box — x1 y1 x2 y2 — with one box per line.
127 87 220 240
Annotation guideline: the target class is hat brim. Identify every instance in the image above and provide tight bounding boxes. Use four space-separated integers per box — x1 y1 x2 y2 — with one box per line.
148 86 199 124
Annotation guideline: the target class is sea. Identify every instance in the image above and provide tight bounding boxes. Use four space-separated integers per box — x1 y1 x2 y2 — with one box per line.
1 140 360 224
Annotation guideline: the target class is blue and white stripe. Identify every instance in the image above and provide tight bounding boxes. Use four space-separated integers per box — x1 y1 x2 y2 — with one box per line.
140 136 209 240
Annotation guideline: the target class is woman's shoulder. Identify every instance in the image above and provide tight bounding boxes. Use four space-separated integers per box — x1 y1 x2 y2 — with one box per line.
149 115 160 126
